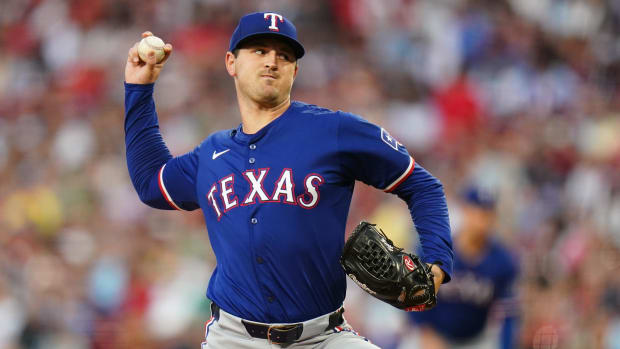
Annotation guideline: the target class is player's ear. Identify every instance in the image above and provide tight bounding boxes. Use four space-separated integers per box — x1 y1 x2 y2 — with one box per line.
293 61 298 79
225 51 236 77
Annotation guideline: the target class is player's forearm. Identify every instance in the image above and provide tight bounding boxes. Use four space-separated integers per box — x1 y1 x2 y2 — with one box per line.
392 165 454 281
124 82 174 209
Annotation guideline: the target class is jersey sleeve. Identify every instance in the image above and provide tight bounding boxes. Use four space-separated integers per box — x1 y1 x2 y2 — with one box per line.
393 165 454 280
124 82 200 211
336 112 453 280
158 145 201 211
337 112 414 191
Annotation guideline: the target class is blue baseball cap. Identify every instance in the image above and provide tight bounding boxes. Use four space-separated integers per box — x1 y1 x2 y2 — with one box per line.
462 186 496 209
229 12 305 59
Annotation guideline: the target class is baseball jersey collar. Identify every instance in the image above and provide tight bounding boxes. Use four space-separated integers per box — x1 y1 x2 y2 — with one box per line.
232 102 297 144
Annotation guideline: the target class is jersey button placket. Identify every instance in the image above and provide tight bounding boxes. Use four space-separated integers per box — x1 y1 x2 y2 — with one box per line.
247 142 272 308
249 143 256 164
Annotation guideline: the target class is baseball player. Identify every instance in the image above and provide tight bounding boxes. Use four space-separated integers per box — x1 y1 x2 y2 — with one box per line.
123 12 453 348
403 186 519 349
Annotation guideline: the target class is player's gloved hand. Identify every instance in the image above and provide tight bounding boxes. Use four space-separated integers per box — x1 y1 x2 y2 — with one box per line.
125 31 172 85
340 221 438 312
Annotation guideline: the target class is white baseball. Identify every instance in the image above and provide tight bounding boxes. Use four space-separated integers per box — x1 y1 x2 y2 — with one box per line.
138 35 166 63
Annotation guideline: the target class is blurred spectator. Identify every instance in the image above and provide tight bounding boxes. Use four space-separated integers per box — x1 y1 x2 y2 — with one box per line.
401 186 519 349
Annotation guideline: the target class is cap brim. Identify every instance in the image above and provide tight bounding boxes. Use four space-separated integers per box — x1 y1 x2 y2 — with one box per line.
233 33 305 59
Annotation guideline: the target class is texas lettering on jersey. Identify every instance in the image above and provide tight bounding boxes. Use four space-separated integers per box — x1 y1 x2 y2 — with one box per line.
206 168 324 220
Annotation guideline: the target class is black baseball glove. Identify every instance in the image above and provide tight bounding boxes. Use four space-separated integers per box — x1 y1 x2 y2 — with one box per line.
340 221 437 311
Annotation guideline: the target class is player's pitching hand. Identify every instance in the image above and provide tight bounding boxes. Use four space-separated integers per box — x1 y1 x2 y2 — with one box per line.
125 32 172 85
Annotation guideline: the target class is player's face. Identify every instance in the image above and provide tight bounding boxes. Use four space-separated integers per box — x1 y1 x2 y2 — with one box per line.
462 205 495 238
227 37 298 107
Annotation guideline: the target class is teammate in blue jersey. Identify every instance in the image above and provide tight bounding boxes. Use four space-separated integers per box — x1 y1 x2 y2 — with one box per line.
403 186 519 349
124 12 453 348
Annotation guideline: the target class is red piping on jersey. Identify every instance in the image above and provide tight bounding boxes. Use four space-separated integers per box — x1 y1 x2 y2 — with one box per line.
384 156 415 193
158 164 182 211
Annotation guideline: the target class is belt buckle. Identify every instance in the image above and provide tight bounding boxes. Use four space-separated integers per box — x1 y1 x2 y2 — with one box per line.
267 325 281 344
267 324 296 344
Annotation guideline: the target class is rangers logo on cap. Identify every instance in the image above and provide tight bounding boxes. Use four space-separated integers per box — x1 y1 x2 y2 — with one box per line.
264 13 283 31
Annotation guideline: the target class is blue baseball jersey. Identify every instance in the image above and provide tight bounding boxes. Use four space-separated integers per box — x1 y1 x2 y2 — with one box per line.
409 239 518 342
124 83 453 323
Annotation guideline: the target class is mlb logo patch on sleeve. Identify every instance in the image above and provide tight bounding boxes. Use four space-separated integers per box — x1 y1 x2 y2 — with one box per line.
381 128 400 151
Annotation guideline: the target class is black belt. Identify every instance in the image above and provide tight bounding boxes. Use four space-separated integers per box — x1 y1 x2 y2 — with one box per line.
210 303 344 344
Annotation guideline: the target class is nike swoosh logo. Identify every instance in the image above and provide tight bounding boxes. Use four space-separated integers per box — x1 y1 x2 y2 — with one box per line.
212 149 230 160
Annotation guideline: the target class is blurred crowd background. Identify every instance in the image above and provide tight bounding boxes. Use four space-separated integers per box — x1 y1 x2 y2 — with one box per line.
1 0 620 348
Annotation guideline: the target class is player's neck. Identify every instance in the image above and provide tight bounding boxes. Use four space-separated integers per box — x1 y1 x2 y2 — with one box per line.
237 94 291 134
